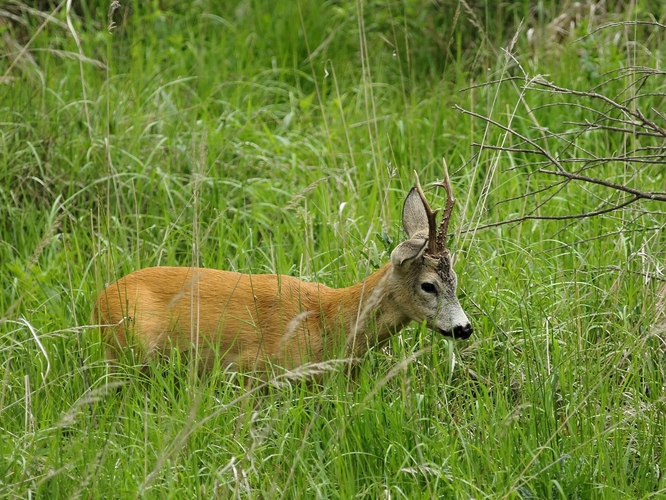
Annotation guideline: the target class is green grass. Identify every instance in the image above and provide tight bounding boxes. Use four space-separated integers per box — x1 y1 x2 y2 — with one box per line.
1 1 666 498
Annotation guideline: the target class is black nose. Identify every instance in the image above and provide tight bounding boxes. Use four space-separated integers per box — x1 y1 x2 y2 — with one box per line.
439 323 473 339
453 323 473 339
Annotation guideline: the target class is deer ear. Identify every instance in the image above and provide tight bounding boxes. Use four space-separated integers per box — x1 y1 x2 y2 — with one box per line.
402 188 429 239
391 237 428 268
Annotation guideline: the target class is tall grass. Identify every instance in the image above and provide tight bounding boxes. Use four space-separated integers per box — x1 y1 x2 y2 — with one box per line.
1 1 665 498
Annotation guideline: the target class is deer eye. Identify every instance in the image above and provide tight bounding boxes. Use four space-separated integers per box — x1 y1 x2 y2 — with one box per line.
420 282 437 294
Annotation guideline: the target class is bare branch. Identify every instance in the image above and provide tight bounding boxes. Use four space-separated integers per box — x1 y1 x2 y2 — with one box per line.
537 169 666 202
529 80 666 137
454 51 665 242
576 21 666 42
454 104 567 172
460 196 641 234
455 103 666 203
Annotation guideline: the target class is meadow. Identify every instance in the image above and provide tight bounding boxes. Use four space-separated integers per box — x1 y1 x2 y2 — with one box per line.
1 1 666 498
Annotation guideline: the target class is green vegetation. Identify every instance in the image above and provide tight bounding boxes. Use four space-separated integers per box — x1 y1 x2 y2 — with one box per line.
1 1 665 498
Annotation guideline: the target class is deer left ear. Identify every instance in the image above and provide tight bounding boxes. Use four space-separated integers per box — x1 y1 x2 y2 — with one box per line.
402 188 429 239
391 237 428 268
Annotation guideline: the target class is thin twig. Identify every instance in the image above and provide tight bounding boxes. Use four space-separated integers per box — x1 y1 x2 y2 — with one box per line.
576 21 666 42
459 196 641 234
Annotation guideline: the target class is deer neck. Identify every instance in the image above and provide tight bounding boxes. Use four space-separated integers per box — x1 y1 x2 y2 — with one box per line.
324 263 412 355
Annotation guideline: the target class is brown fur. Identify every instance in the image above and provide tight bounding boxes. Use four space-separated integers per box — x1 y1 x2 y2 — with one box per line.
92 264 413 372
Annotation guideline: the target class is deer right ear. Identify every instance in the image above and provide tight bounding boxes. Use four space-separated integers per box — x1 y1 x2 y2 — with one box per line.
402 188 429 239
391 237 428 268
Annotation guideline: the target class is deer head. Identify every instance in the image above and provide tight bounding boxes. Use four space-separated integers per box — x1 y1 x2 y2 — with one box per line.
389 169 472 339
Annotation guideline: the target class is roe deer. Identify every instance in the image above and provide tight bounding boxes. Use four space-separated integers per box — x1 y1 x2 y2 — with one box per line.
92 173 472 372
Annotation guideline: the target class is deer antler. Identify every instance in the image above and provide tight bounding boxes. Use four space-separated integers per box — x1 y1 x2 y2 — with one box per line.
435 159 455 252
413 159 455 255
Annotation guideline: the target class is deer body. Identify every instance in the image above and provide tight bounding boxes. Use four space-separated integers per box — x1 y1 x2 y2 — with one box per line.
93 180 473 372
94 263 410 370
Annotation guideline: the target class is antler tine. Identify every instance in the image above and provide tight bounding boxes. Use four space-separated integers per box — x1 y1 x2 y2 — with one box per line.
434 159 455 252
413 170 439 254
